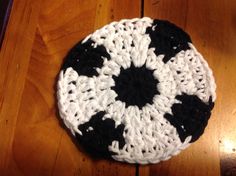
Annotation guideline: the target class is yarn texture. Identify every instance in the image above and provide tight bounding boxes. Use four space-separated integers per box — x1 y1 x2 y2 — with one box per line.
57 17 216 164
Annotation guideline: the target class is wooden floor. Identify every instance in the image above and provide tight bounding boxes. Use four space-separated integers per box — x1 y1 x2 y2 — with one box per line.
0 0 236 175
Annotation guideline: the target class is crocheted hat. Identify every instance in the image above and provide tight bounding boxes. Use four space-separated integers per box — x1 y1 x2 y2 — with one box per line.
57 17 216 164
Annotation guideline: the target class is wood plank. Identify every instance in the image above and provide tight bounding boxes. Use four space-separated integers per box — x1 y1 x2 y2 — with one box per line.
0 0 42 174
4 0 235 175
142 0 236 175
5 0 141 175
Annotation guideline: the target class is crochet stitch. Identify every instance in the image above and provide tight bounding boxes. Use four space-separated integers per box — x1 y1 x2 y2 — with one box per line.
57 17 216 164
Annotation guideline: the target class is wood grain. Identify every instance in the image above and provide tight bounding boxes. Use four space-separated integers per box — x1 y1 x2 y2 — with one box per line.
143 0 236 176
0 0 236 175
0 0 42 175
0 0 140 175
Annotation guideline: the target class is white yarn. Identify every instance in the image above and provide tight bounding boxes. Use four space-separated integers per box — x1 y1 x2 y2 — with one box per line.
57 17 216 164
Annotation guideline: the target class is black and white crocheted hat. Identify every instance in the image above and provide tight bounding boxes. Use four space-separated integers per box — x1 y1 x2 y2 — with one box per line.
57 17 216 164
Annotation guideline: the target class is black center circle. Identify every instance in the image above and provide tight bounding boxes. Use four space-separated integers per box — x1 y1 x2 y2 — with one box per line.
111 63 159 109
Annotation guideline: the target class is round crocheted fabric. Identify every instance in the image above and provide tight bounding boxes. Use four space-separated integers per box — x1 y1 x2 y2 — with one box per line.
57 17 216 164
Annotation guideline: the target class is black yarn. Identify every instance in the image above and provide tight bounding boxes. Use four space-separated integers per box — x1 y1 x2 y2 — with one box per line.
164 94 214 143
146 20 192 63
111 63 159 109
76 111 125 158
62 39 110 77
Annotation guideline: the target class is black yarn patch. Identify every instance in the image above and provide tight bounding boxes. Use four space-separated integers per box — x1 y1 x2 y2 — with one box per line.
76 111 125 158
164 94 214 143
62 39 110 77
111 63 159 109
146 19 192 63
